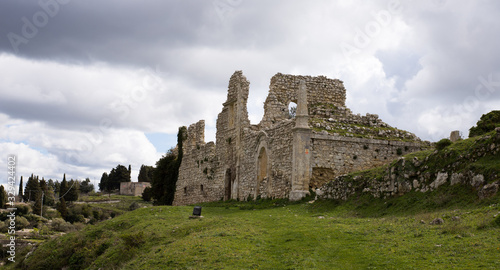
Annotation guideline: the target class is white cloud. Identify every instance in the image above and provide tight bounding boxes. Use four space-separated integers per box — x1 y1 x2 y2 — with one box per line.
1 1 500 186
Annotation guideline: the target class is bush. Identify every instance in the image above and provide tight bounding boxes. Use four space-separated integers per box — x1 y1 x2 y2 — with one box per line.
436 138 452 151
469 110 500 137
66 214 85 224
0 221 7 233
43 207 61 219
16 204 30 216
129 202 140 211
494 215 500 227
10 216 30 230
120 231 145 248
142 187 152 202
51 218 75 232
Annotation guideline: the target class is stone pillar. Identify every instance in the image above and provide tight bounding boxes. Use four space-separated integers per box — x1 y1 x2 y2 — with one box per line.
450 130 461 142
295 80 309 129
290 80 312 201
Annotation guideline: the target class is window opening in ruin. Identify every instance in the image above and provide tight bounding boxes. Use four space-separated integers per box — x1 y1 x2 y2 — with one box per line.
200 184 204 192
288 102 297 119
184 187 187 195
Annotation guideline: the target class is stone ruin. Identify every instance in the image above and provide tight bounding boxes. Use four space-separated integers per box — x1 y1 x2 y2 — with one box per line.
172 71 424 205
120 182 151 196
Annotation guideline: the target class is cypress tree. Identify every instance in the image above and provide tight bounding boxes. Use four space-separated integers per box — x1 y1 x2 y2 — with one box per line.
0 186 7 208
57 197 68 219
18 176 23 201
151 126 186 205
128 164 132 181
60 174 69 200
65 179 79 202
99 172 109 192
24 174 40 202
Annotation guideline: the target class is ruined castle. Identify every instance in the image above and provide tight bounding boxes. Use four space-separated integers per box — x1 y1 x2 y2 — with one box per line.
172 71 424 205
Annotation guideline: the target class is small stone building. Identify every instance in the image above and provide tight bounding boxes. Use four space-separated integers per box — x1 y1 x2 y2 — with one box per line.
172 71 424 205
120 182 151 196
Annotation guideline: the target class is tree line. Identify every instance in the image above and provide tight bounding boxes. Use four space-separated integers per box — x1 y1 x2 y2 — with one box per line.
98 164 132 192
0 173 95 219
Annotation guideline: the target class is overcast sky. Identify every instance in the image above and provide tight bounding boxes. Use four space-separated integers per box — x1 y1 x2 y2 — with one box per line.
1 0 499 188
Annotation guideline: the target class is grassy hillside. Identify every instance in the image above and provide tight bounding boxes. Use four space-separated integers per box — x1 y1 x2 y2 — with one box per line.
6 116 500 269
7 191 500 269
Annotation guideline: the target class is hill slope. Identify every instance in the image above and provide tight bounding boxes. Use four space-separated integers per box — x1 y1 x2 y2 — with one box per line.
7 199 500 269
6 121 500 269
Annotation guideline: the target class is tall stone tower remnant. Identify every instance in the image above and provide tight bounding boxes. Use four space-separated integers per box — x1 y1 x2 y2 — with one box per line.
290 80 312 200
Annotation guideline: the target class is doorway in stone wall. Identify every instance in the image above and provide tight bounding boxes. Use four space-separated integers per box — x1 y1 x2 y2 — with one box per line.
256 147 269 198
224 168 232 200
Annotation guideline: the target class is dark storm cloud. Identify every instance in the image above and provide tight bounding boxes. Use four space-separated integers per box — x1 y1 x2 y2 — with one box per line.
1 0 500 187
0 0 216 67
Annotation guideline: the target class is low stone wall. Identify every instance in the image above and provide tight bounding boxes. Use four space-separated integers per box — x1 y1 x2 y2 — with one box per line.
120 182 151 196
319 130 500 201
311 134 422 188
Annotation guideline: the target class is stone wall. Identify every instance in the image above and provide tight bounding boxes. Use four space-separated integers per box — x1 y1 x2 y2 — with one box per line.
310 134 422 188
172 71 425 206
173 121 221 205
261 73 346 128
120 182 151 196
319 129 500 201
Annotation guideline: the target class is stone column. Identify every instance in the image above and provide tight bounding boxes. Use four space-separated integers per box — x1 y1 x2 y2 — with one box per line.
290 80 312 201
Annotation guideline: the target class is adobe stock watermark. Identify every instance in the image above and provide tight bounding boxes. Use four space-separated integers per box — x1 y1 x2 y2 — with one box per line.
64 65 168 165
340 0 403 61
6 155 18 262
7 0 72 54
213 0 243 22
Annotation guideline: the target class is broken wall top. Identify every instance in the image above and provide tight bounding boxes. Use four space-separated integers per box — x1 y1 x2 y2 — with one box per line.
261 73 346 127
269 73 346 107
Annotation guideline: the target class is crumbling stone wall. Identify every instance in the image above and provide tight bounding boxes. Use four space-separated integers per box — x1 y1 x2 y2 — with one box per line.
120 182 151 196
172 71 425 206
319 128 500 201
174 121 221 205
310 134 422 188
261 73 346 128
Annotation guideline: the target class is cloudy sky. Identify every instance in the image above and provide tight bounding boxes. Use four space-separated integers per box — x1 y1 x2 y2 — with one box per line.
1 0 499 188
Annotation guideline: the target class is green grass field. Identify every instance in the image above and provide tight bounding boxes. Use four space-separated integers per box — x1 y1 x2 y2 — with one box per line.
9 190 500 269
6 129 500 269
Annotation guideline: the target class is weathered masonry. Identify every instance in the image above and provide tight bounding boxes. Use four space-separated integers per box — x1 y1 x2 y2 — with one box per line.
172 71 424 205
120 182 151 196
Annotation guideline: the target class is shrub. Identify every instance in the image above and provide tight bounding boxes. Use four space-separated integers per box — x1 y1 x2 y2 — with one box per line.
51 218 75 232
0 221 7 233
142 187 152 202
13 216 30 230
66 213 85 224
469 110 500 137
436 139 452 151
16 204 30 216
494 215 500 227
129 202 140 211
120 232 145 248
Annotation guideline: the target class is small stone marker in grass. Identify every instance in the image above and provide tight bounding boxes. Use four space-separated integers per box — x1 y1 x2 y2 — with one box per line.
190 206 203 219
